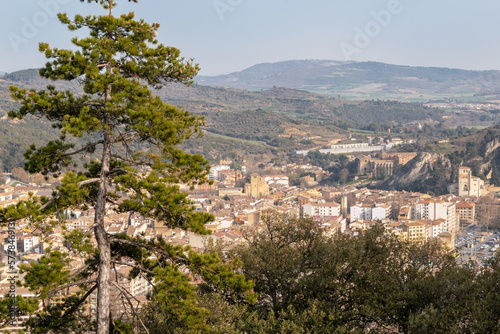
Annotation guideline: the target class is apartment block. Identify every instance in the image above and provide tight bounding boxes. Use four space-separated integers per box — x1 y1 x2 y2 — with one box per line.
456 201 475 225
303 202 341 218
403 221 426 244
414 199 458 233
350 203 391 223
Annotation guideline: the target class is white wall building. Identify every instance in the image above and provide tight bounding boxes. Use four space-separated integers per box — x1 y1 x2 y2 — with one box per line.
425 219 446 239
303 202 341 218
15 232 40 253
209 165 231 180
264 175 289 187
415 199 458 233
350 203 373 222
296 143 387 156
350 203 392 223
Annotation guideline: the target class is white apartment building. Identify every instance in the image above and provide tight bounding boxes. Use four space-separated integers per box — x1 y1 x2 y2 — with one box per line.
425 219 447 239
0 192 13 202
15 232 40 253
415 199 458 233
350 203 373 222
303 202 341 218
296 143 386 156
319 143 386 155
209 165 231 180
350 203 392 223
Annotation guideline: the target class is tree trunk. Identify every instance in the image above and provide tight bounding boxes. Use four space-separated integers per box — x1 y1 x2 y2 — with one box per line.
96 65 113 332
95 131 112 334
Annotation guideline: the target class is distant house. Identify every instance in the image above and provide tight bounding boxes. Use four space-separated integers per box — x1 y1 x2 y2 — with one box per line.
264 175 289 187
404 122 422 131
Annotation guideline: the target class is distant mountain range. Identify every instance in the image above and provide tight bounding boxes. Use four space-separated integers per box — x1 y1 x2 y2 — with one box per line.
0 68 447 126
197 60 500 102
0 66 500 175
0 67 453 170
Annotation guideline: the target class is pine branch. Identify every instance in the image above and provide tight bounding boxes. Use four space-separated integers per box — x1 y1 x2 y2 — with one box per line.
39 178 101 211
111 260 157 291
111 154 152 167
110 236 190 266
111 260 155 276
61 283 98 318
107 168 142 178
110 281 150 334
68 260 99 280
62 140 104 157
48 278 97 296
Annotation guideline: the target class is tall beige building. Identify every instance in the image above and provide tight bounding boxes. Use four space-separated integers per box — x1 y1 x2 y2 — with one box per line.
456 201 475 225
340 191 348 217
244 173 270 197
403 221 427 244
458 167 484 197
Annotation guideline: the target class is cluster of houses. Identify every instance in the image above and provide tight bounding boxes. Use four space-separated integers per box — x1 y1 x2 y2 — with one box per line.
0 162 497 331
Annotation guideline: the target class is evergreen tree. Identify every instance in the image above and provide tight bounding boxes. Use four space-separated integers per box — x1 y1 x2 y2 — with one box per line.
236 214 483 333
4 0 221 332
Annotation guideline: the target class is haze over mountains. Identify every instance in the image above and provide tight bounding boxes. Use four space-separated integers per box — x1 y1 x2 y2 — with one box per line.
0 66 449 171
197 60 500 102
2 62 499 171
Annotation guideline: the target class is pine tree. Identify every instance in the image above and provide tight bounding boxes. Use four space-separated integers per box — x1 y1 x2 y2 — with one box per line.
5 0 219 332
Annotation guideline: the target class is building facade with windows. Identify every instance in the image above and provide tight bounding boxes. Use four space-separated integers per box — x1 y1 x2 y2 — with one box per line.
303 202 341 218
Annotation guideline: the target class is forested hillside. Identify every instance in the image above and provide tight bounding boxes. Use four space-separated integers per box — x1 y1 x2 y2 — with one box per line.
0 68 463 171
0 75 79 171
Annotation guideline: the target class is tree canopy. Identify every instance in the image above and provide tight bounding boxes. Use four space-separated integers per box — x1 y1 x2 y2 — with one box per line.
230 214 500 334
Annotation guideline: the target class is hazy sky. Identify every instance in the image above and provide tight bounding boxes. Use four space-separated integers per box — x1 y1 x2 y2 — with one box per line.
2 0 500 75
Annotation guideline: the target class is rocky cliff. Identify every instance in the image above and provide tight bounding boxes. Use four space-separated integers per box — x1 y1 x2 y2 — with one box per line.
380 153 452 194
484 136 500 157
